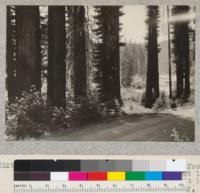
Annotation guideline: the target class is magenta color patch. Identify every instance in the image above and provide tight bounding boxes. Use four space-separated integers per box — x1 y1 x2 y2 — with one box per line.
69 172 87 181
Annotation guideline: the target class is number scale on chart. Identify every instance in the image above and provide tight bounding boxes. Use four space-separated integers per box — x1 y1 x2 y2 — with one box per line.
14 181 190 193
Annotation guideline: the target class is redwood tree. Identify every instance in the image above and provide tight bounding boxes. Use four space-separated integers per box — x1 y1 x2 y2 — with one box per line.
68 6 87 102
15 6 41 95
94 6 123 107
172 6 191 101
47 6 66 108
167 6 173 99
145 6 160 108
6 6 16 102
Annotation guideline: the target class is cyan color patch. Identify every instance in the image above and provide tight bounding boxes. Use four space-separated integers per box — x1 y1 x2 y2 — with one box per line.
145 172 162 180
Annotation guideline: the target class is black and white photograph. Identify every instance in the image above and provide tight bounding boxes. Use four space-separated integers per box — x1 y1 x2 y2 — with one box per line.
5 5 195 141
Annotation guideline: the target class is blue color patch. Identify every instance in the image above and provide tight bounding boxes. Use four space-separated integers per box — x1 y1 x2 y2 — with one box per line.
145 172 162 180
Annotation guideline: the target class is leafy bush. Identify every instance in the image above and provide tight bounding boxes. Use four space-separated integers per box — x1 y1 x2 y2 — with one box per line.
152 91 169 111
50 106 71 129
6 86 50 140
6 86 122 139
70 97 103 127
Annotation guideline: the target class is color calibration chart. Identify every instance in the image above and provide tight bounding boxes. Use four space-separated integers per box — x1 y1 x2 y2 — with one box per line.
14 159 188 193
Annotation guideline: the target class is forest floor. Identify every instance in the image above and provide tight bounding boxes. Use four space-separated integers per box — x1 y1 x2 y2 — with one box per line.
43 75 194 141
44 106 194 141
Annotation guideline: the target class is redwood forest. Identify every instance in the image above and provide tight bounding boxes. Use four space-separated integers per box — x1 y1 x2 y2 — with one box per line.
6 5 195 141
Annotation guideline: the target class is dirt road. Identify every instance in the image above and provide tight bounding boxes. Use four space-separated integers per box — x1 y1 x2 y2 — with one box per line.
45 113 194 141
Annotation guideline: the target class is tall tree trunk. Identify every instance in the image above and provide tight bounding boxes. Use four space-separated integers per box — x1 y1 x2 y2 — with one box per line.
172 6 191 100
112 7 122 105
66 7 74 97
145 6 160 108
74 6 87 102
15 6 41 95
183 24 190 100
47 6 66 108
6 6 16 102
68 6 87 102
94 6 123 107
102 7 114 103
85 6 92 96
167 6 172 99
103 7 122 105
174 22 184 98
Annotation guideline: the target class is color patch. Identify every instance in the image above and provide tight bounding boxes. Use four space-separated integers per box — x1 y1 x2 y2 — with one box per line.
107 172 125 181
81 160 99 171
166 160 186 171
14 172 31 181
145 172 162 180
31 172 50 181
69 172 87 181
132 160 149 171
114 160 132 171
126 172 145 180
61 160 81 171
149 160 166 171
14 160 31 172
31 160 49 171
87 172 107 181
50 172 69 181
163 172 182 180
97 160 116 171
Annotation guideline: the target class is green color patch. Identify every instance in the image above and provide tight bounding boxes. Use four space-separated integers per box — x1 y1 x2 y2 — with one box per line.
126 172 145 180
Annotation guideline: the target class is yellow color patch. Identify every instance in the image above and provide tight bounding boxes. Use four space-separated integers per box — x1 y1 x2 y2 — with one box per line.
107 172 125 181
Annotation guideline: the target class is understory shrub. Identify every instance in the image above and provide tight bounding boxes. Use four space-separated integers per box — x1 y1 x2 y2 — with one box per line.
6 87 119 140
73 92 122 125
6 86 122 139
50 106 72 130
70 97 100 126
6 87 50 140
152 91 169 111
